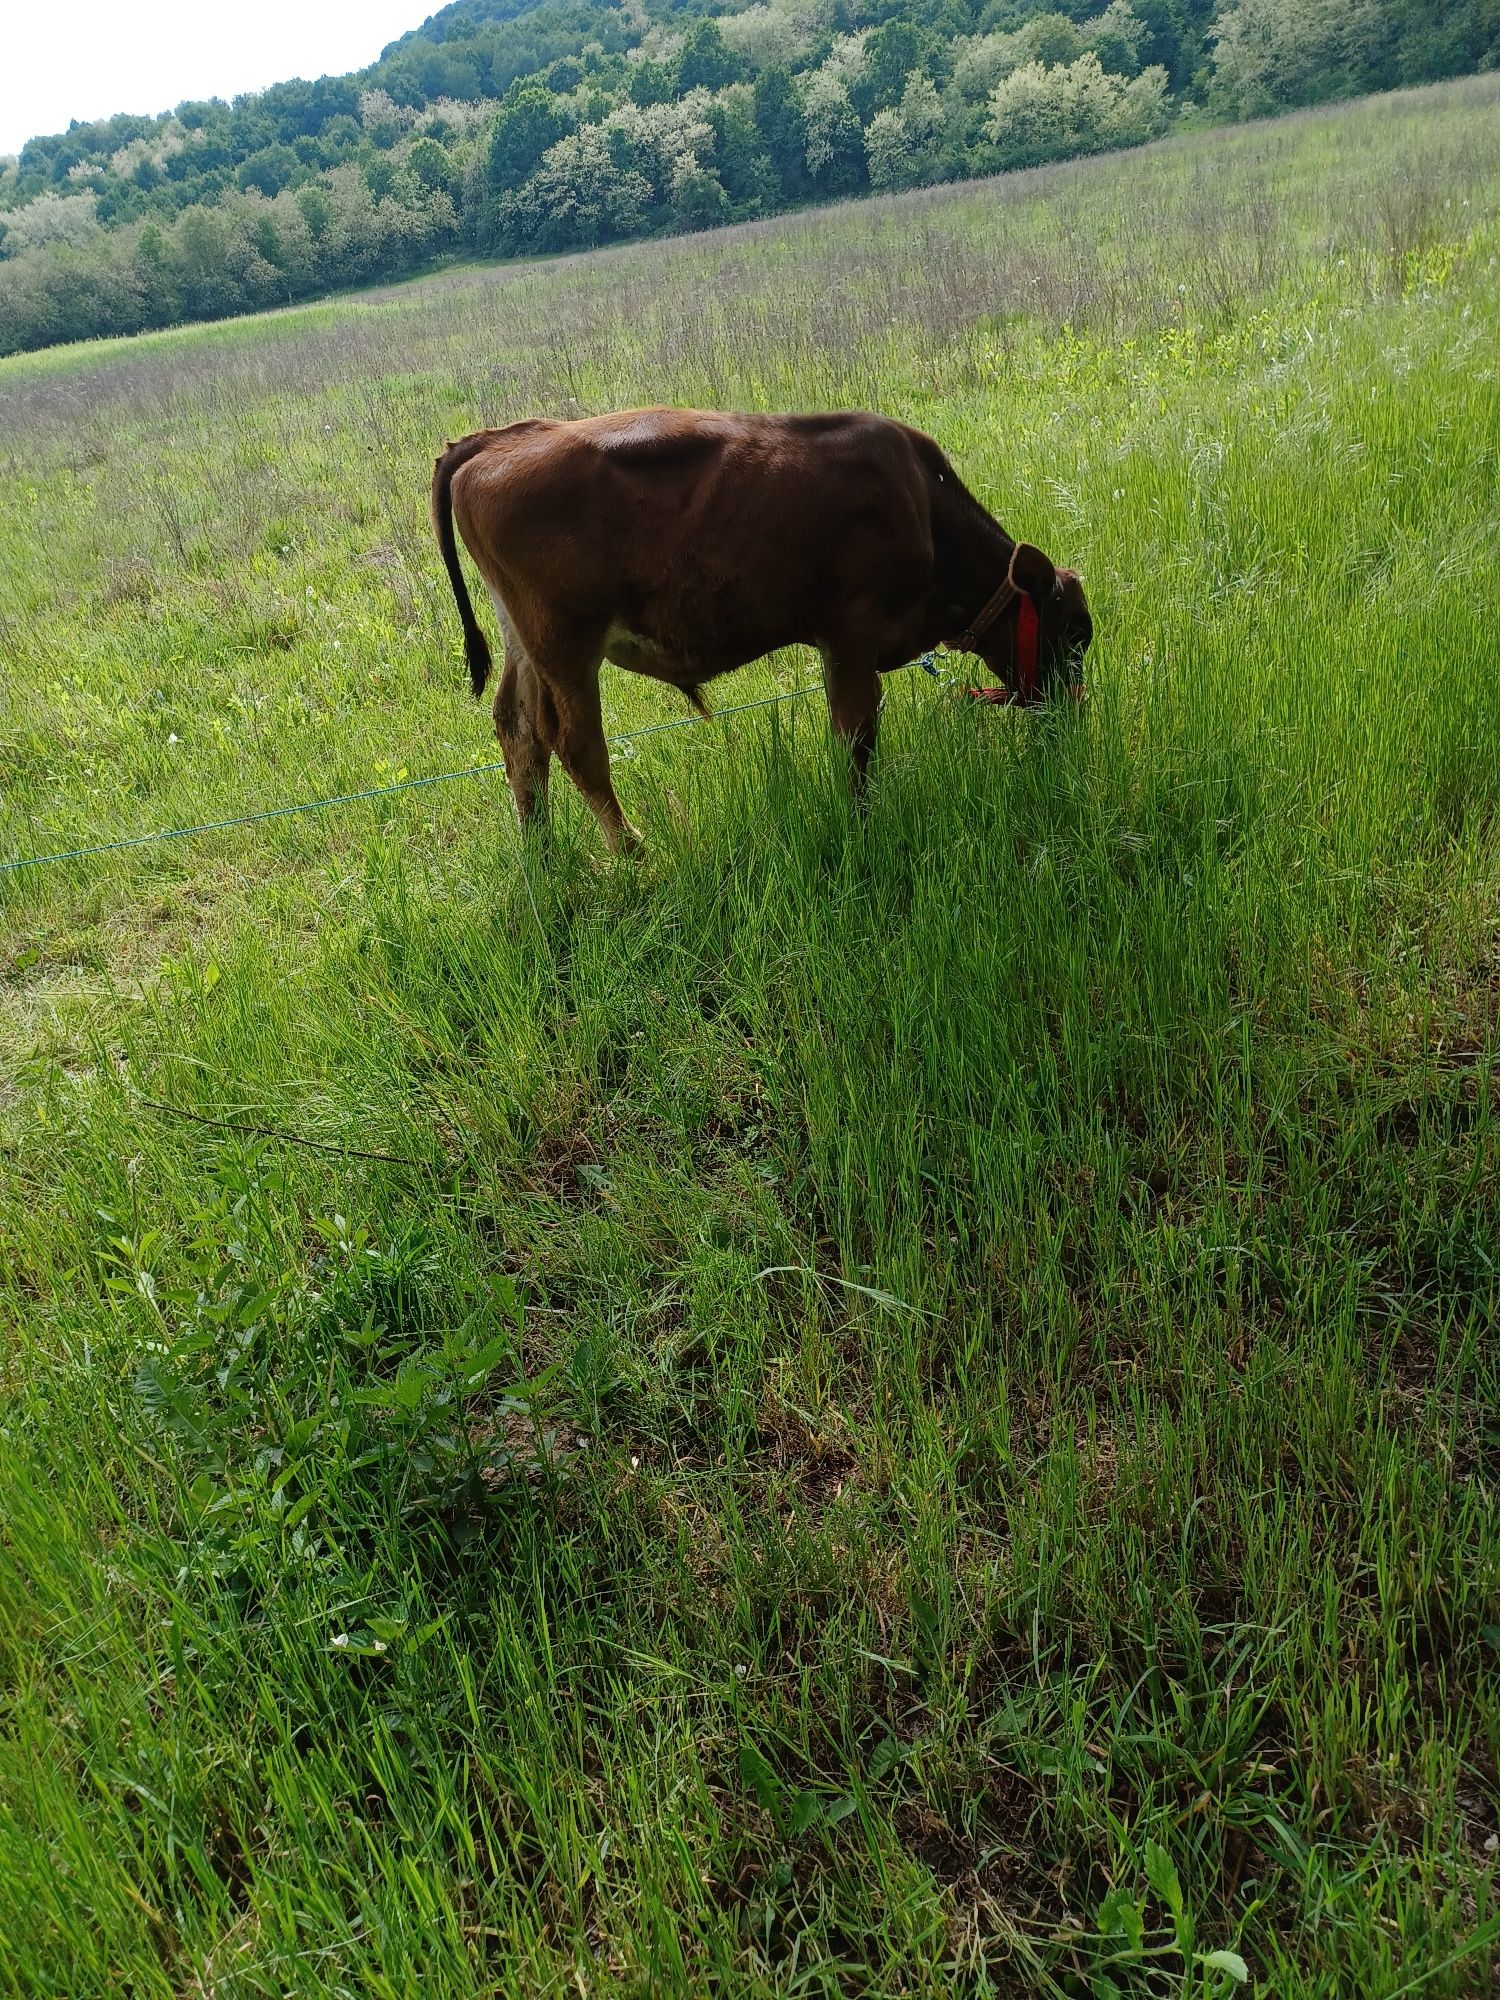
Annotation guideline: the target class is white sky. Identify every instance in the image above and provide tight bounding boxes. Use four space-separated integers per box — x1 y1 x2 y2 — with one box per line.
2 0 429 159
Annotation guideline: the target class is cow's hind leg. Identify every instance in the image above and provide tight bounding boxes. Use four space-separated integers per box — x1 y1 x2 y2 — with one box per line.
545 660 642 856
822 650 883 792
490 597 553 836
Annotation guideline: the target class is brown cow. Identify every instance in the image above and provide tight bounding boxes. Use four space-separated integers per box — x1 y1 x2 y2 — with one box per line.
432 407 1092 852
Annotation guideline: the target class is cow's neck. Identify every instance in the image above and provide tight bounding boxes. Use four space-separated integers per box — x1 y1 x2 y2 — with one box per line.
931 486 1017 644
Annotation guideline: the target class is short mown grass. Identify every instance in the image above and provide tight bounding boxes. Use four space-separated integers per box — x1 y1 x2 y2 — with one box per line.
1 79 1498 1998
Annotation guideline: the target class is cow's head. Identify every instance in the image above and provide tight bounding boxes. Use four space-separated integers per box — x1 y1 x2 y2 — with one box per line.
988 543 1092 703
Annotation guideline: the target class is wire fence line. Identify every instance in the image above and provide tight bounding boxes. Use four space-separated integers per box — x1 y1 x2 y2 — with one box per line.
1 679 841 880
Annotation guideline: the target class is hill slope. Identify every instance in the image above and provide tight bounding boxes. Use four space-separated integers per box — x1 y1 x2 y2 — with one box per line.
2 81 1499 1994
1 0 1495 353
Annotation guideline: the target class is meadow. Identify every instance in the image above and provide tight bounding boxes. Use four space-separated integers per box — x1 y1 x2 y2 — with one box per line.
2 76 1499 1997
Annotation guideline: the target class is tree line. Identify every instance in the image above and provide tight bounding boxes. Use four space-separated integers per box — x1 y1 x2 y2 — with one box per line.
1 0 1494 355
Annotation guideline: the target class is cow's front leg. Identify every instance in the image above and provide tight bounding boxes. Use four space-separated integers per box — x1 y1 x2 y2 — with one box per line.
822 652 882 792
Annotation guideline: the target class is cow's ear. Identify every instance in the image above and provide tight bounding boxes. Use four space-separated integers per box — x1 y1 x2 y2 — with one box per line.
1011 542 1057 601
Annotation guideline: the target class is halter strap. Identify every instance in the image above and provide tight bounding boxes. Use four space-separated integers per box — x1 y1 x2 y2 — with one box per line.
953 546 1023 655
953 543 1042 702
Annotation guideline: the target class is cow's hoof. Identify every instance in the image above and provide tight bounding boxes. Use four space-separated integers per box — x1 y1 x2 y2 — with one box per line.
602 821 645 860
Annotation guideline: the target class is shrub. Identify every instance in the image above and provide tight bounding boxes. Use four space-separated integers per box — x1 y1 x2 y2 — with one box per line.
985 52 1170 167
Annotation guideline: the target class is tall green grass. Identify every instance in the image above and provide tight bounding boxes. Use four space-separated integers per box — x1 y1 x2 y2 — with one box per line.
1 81 1498 1998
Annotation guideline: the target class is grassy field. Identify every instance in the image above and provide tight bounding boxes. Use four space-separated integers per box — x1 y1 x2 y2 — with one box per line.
2 77 1499 1998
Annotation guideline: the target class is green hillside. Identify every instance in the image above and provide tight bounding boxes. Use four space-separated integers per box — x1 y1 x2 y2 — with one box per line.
2 80 1499 1995
1 0 1495 353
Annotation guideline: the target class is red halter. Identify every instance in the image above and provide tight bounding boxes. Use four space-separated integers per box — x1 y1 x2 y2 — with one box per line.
1013 590 1040 703
962 587 1041 707
954 544 1043 707
955 553 1088 708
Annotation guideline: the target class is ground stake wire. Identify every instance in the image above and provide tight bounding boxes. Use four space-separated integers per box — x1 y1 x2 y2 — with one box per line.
1 681 833 878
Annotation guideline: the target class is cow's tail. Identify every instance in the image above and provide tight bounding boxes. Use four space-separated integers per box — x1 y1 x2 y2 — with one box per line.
431 434 495 698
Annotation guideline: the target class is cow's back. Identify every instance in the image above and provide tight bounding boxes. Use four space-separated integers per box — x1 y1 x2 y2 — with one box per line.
447 406 950 670
460 407 934 534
